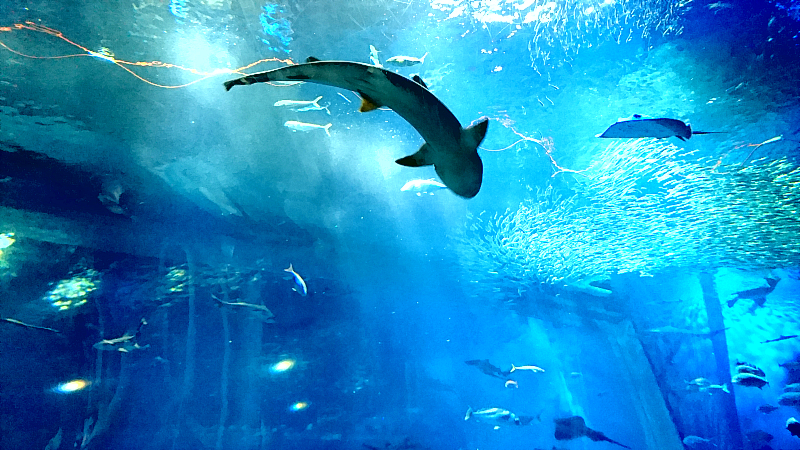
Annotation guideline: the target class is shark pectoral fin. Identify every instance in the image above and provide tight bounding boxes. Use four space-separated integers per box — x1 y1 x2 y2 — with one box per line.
358 92 383 112
396 143 434 167
412 74 429 89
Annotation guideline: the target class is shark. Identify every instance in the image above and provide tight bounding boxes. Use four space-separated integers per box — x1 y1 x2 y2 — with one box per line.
464 359 510 379
213 295 275 322
224 57 489 198
554 416 631 449
92 318 148 352
597 115 722 141
728 276 780 308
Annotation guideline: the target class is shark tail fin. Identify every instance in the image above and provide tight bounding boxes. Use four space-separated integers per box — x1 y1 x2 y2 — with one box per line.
462 118 490 150
465 407 473 421
444 117 489 197
421 52 429 62
324 123 332 137
285 264 294 273
396 118 488 198
722 383 730 394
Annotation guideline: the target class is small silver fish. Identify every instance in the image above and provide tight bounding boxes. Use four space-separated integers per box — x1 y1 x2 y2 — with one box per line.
732 372 769 389
782 392 800 407
682 435 714 449
707 2 733 11
758 404 779 414
736 361 766 377
369 45 382 67
509 364 545 373
685 378 729 394
274 96 330 114
465 407 521 429
284 263 308 296
385 52 428 67
284 120 332 137
400 178 447 195
274 96 322 108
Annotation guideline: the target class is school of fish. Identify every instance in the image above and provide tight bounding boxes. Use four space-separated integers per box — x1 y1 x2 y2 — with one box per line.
455 138 800 290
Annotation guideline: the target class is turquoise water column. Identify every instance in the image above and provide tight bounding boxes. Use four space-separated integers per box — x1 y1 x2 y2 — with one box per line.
699 272 743 450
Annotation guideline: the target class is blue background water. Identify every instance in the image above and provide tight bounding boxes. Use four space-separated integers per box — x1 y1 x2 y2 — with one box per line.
1 0 799 449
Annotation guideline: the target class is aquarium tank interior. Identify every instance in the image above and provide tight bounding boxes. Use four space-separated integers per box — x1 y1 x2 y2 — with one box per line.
2 0 800 449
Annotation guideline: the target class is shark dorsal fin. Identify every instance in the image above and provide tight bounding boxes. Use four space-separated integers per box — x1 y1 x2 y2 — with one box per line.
306 56 321 63
358 92 383 112
412 74 428 89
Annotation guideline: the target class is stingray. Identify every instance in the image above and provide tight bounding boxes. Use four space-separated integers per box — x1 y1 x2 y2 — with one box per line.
554 416 631 449
597 115 722 141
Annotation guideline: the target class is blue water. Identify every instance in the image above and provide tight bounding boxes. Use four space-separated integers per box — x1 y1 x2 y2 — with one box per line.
1 0 800 449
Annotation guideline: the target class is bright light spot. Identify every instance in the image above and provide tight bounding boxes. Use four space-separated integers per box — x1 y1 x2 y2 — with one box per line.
166 267 187 293
176 33 229 73
289 401 309 412
44 270 99 311
270 359 295 373
53 379 90 394
0 233 15 249
89 47 115 63
523 2 558 24
493 66 503 72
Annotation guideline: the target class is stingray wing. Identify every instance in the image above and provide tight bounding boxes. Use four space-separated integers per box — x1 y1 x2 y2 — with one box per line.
597 118 685 139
